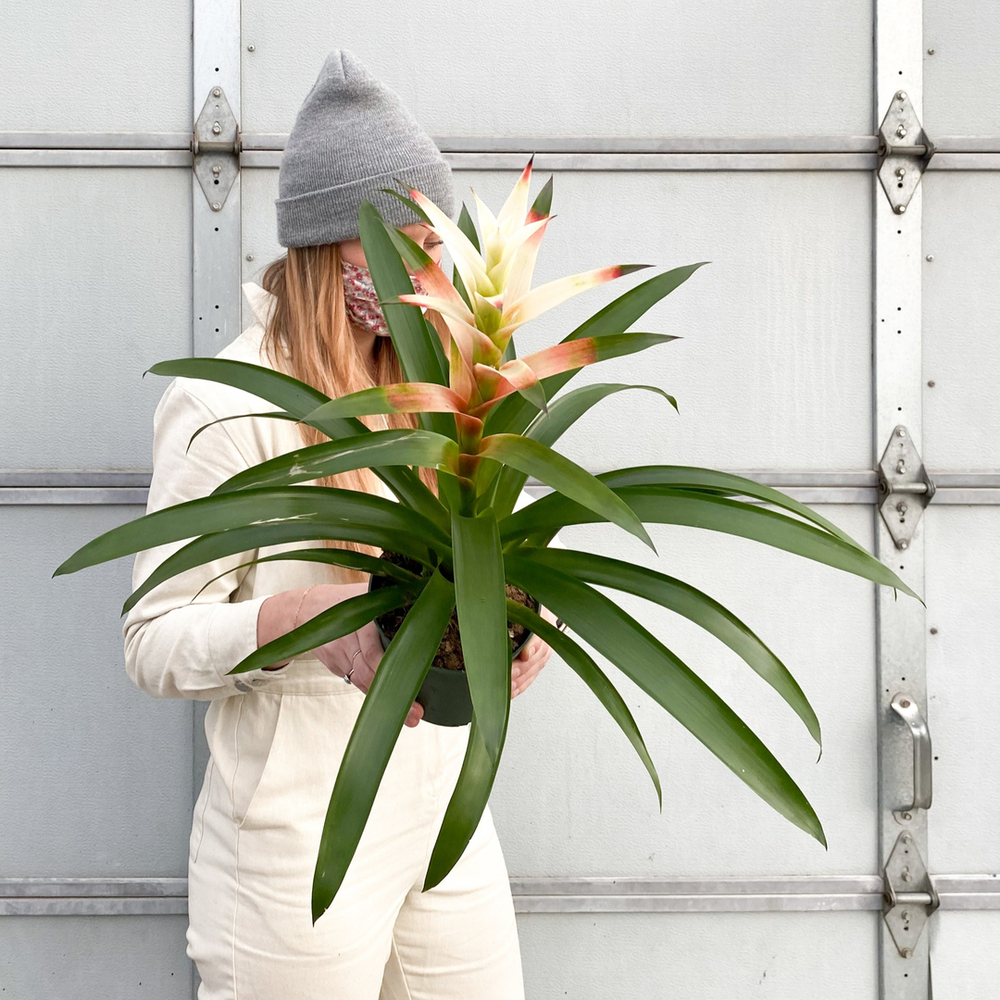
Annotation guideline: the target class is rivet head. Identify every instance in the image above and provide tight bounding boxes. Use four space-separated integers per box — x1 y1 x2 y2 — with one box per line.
896 460 907 473
902 948 913 959
927 48 935 55
930 626 938 634
898 539 909 550
901 812 912 821
897 427 907 437
247 43 256 51
896 501 908 513
895 203 907 214
897 90 907 101
212 122 222 136
246 254 254 261
212 87 221 98
926 254 934 261
211 201 222 211
896 124 908 138
895 167 906 178
900 699 911 709
901 869 913 882
211 164 222 175
902 910 911 921
927 380 936 387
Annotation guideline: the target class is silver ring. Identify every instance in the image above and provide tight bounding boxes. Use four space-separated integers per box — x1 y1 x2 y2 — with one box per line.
345 649 362 684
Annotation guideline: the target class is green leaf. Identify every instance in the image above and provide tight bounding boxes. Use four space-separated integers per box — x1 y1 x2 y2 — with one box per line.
453 202 480 309
422 713 504 891
480 434 655 551
121 519 437 615
233 584 414 674
499 485 922 604
212 429 459 495
358 202 450 393
520 547 821 748
56 486 450 578
505 598 661 808
491 384 678 518
483 262 708 436
452 509 510 765
188 548 421 604
504 554 826 846
186 410 298 454
379 186 432 225
598 466 867 556
146 357 447 530
530 174 554 219
312 569 456 921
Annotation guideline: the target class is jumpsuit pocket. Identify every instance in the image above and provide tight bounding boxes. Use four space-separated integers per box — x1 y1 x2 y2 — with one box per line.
231 692 286 829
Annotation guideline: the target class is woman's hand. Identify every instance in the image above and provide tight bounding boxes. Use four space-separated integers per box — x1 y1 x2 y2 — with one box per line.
511 605 557 699
256 582 424 727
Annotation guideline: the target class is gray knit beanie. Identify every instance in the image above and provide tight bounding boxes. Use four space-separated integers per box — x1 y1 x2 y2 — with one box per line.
275 50 455 247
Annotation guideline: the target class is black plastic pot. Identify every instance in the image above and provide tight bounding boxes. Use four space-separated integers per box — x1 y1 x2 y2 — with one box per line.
368 573 533 727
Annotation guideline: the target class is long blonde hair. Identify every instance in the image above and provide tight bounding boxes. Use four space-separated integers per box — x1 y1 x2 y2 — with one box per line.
259 242 440 579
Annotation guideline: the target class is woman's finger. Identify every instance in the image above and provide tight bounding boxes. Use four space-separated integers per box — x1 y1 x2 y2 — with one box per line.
511 639 552 698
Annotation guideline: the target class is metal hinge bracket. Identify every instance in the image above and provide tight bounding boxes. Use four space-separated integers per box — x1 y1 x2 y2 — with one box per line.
877 425 936 550
882 831 939 958
877 91 935 214
191 87 241 211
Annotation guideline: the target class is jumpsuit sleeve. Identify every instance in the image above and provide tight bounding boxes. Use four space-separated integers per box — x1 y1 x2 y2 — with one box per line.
122 381 278 701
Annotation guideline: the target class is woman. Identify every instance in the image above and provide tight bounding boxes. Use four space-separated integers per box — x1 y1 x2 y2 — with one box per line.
124 50 555 999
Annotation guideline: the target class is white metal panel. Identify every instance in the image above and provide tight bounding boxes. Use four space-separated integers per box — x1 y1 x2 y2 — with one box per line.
923 506 1000 874
0 0 191 133
0 915 190 999
921 171 1000 472
0 507 193 876
241 0 872 137
928 912 1000 1000
242 166 873 471
923 0 1000 136
492 507 878 878
0 168 191 470
517 911 878 999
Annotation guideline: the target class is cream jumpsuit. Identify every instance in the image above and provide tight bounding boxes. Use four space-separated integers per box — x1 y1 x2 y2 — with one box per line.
123 282 526 999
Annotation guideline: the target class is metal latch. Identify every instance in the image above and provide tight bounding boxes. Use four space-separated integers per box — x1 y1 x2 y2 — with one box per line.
883 831 939 958
877 91 935 214
191 87 241 211
877 425 936 550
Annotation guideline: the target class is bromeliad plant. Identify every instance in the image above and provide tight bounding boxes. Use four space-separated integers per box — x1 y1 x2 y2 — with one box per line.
56 156 922 923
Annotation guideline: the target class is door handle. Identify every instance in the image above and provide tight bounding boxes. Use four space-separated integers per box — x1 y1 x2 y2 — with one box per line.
891 693 932 813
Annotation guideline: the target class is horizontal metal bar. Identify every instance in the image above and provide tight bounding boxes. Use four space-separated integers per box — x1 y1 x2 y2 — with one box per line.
0 488 151 505
0 132 191 149
0 471 154 488
3 876 998 916
242 150 879 172
0 149 191 168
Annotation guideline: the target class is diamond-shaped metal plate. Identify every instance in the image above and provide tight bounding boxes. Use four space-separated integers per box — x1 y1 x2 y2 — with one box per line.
877 425 935 549
192 88 240 211
877 91 932 215
883 832 937 957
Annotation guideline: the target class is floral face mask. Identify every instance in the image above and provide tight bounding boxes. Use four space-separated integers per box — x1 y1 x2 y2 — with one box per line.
341 259 428 338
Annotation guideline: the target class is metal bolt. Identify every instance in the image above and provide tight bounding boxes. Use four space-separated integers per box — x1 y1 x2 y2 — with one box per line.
896 460 907 473
897 427 907 438
902 948 913 959
898 539 909 550
895 204 907 214
930 626 938 634
246 254 254 261
927 48 935 55
211 164 221 175
896 501 908 513
895 167 906 179
212 87 221 98
247 43 256 51
211 201 222 211
900 699 911 709
896 124 908 138
926 254 934 261
927 380 936 387
902 812 912 821
902 834 913 844
901 868 913 882
212 121 222 135
897 91 907 101
902 911 911 921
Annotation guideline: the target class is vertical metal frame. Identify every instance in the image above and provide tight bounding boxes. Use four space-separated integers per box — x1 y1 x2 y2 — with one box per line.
874 2 932 998
193 0 242 358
